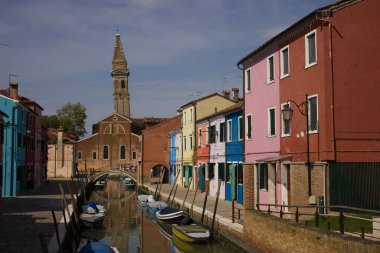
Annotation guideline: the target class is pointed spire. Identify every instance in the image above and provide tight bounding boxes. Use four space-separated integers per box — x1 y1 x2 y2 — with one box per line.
112 32 127 70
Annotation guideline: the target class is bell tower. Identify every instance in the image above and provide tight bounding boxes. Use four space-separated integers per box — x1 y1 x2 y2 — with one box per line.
111 32 130 117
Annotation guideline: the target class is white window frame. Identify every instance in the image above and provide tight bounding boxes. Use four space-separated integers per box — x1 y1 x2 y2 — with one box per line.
305 30 317 68
280 46 290 79
245 114 252 140
308 94 319 134
184 136 187 150
92 151 97 160
190 135 193 150
189 109 193 123
238 116 243 140
245 68 251 93
227 119 232 142
267 107 276 137
183 112 186 125
267 54 275 84
281 103 291 137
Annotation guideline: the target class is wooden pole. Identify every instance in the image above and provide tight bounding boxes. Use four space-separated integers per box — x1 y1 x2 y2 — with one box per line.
181 176 193 210
51 210 62 253
38 233 49 253
167 168 181 202
170 184 179 206
190 179 199 218
157 168 166 201
153 168 162 200
201 183 209 225
210 179 222 236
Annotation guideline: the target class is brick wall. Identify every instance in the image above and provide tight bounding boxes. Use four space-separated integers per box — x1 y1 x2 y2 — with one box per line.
243 163 255 210
243 209 380 253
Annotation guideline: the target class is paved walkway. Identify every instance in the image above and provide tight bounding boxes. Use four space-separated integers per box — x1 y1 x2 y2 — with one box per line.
144 183 244 233
0 179 79 253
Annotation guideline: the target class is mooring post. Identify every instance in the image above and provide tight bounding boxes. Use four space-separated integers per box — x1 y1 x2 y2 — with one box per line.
210 179 222 237
339 208 344 234
157 168 166 201
181 176 193 210
201 183 209 225
190 179 199 218
170 184 179 206
168 168 181 202
51 210 62 253
38 233 49 253
232 199 235 223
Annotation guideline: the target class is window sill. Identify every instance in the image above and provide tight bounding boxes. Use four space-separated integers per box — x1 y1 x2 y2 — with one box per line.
245 90 252 94
267 80 275 85
305 61 317 69
246 138 252 141
281 134 291 138
280 73 290 80
267 135 276 138
308 130 319 134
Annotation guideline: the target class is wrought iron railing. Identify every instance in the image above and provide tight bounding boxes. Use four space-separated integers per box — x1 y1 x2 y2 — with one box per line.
256 203 380 241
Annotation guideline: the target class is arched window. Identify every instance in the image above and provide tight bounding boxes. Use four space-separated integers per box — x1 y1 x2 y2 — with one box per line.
121 80 125 89
103 146 109 160
120 145 126 160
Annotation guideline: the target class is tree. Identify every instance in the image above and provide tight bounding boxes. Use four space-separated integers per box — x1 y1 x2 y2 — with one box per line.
56 102 87 139
42 115 60 129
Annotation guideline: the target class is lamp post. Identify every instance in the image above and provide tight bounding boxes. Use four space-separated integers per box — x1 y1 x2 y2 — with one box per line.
282 94 312 196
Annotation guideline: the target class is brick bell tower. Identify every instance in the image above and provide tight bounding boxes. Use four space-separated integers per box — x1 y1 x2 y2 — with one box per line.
111 32 130 117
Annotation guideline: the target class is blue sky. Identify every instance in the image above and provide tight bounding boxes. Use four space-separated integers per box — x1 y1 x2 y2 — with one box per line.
0 0 332 134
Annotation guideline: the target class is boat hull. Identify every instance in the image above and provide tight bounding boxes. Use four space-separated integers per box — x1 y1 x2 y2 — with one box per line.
172 224 210 243
80 213 105 228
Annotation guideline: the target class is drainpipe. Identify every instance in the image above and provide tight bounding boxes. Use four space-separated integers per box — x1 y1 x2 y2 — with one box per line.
10 106 16 196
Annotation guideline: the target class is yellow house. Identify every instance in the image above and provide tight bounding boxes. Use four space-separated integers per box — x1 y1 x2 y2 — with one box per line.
180 92 237 189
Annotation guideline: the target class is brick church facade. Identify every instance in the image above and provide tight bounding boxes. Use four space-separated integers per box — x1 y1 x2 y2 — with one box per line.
76 33 164 172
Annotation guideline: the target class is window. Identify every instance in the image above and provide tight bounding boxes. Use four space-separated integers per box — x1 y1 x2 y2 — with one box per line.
268 107 275 137
238 116 243 140
246 114 252 140
184 136 187 150
267 55 274 83
78 152 82 160
281 46 289 78
208 125 216 144
218 163 225 181
259 163 268 190
92 152 97 160
189 109 192 122
103 145 109 160
308 95 318 132
281 103 291 136
245 68 251 93
305 30 317 67
198 128 202 146
132 151 137 160
120 145 126 160
227 119 232 142
219 122 226 142
121 80 125 89
190 135 193 150
183 112 186 124
208 163 215 180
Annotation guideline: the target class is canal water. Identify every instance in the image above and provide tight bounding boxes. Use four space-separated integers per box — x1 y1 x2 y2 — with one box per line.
79 177 247 253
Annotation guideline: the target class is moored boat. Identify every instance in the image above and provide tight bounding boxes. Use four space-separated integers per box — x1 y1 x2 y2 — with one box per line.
156 206 185 224
147 201 168 214
79 212 106 228
137 194 154 206
78 240 119 253
172 224 210 243
122 177 136 189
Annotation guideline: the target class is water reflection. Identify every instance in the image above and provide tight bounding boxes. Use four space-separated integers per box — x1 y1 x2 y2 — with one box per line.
81 178 244 253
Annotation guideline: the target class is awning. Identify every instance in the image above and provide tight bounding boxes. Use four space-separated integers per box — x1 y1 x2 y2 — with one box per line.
254 154 293 163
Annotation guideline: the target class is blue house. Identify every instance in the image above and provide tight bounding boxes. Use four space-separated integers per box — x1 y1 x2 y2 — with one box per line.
225 102 244 204
169 131 177 184
1 94 28 197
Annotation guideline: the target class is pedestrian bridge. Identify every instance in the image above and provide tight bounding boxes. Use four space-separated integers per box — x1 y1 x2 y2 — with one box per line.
92 169 137 182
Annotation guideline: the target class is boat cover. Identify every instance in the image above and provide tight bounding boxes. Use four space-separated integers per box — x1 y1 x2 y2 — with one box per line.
159 206 181 215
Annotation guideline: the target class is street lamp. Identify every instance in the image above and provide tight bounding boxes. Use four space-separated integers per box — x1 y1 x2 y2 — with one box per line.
282 94 312 196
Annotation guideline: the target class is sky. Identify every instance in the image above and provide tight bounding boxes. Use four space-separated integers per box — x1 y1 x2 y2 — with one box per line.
0 0 332 135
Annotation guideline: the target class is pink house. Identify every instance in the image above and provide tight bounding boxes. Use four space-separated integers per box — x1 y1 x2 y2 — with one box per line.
239 48 287 210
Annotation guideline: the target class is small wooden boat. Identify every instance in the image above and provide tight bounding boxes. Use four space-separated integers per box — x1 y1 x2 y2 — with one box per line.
156 206 185 224
172 234 209 253
172 224 210 243
79 212 106 227
156 219 173 239
82 201 106 214
137 195 154 206
147 201 168 214
122 177 136 189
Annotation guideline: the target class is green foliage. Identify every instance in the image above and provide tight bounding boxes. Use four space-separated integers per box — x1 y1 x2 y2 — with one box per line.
42 115 60 129
56 102 87 139
307 214 373 233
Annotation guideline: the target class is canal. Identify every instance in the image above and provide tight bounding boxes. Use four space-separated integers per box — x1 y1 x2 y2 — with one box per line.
79 177 248 253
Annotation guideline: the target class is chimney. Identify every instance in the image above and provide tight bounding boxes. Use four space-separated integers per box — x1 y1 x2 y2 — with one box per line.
222 90 231 99
232 87 239 102
9 82 18 99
